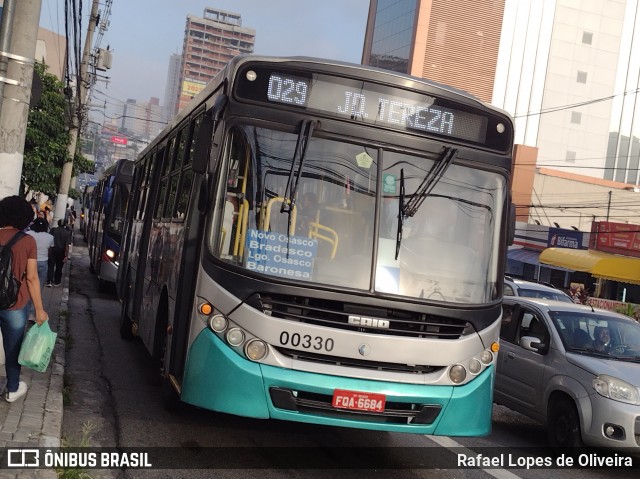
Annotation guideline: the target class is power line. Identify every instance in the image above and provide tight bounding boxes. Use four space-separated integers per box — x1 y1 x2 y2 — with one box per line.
513 86 640 119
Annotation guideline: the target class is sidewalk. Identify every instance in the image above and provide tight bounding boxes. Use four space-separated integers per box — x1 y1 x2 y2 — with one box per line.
0 250 70 478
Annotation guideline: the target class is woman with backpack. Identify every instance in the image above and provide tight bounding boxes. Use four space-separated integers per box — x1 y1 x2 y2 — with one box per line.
0 196 49 402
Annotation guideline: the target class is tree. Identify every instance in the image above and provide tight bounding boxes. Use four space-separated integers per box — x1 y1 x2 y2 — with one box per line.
21 62 71 197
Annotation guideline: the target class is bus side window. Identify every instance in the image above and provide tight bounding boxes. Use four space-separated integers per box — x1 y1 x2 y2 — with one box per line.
218 128 249 259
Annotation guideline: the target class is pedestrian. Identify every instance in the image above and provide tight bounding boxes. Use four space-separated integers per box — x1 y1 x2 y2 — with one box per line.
47 220 70 287
29 198 39 216
64 204 75 229
36 210 50 231
70 205 77 225
43 206 53 226
26 218 54 320
0 195 49 402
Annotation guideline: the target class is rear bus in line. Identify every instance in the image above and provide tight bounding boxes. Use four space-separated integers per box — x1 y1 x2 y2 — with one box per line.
117 55 515 435
87 159 134 291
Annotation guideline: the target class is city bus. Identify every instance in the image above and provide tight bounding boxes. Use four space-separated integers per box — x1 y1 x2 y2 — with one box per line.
87 158 134 291
117 55 515 435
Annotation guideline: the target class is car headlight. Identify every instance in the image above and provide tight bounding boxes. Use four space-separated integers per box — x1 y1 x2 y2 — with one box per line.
593 375 640 405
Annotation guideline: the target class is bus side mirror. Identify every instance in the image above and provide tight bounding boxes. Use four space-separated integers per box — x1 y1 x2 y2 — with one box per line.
507 202 516 246
193 95 227 174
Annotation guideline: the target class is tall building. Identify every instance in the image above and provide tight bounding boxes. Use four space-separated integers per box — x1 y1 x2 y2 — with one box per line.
362 0 506 103
493 0 637 184
177 7 256 112
120 97 164 140
363 0 640 186
163 53 182 122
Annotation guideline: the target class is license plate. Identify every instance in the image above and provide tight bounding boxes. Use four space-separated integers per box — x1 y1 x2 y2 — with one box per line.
332 389 386 413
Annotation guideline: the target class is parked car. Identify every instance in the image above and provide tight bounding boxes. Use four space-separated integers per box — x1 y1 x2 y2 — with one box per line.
495 296 640 449
504 277 574 303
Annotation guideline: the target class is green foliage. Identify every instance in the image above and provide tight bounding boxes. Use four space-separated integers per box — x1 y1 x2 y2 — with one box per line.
73 151 95 176
22 62 71 197
614 303 640 320
57 421 96 479
68 188 82 200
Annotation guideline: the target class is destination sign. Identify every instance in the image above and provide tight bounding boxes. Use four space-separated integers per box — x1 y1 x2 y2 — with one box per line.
245 229 318 280
235 65 513 151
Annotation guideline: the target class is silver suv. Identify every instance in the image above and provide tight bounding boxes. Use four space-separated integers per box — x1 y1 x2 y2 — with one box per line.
504 277 574 303
496 296 640 449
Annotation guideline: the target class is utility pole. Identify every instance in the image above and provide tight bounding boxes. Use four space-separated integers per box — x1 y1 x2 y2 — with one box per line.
53 0 100 221
0 0 42 199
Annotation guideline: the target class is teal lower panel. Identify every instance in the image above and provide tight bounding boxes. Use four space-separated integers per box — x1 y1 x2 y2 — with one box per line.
181 329 494 435
181 330 270 418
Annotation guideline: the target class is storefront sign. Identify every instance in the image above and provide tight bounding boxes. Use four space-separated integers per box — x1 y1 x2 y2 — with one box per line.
547 228 583 249
589 221 640 258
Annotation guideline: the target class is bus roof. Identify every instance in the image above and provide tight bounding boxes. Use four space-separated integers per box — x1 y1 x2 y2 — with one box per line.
141 54 513 160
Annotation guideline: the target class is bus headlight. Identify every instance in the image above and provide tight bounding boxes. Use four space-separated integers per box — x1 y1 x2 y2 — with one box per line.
480 349 494 364
449 364 467 384
105 249 116 259
209 314 227 333
468 358 482 375
226 328 245 347
245 339 268 361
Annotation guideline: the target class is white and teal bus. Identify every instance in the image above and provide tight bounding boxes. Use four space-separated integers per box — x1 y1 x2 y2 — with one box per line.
117 55 514 435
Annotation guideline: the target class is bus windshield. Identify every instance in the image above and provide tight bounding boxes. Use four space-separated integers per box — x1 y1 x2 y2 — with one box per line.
210 124 506 304
105 181 131 237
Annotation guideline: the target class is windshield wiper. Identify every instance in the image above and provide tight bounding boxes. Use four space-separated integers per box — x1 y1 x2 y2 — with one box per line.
394 148 457 259
402 147 458 218
281 119 315 215
395 168 405 260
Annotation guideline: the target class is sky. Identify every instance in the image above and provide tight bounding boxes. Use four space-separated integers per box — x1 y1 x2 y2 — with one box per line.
39 0 371 115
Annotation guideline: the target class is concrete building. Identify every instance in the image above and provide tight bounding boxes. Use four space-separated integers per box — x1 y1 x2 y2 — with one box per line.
163 53 182 122
177 7 255 112
120 97 164 141
362 0 506 103
35 27 66 80
363 0 640 188
493 0 631 183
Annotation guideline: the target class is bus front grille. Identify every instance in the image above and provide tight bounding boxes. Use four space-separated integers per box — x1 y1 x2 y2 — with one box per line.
274 346 444 374
269 387 442 425
258 293 467 339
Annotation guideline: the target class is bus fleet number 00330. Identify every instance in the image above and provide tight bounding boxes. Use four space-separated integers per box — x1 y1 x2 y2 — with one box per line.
279 331 335 352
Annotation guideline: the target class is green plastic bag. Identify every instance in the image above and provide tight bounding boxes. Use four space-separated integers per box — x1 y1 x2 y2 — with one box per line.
18 321 57 372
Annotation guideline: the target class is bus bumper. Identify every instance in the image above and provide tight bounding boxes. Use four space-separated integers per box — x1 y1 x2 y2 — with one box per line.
181 330 494 435
99 259 118 283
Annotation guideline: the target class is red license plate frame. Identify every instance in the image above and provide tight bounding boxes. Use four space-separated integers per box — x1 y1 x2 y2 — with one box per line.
332 389 386 413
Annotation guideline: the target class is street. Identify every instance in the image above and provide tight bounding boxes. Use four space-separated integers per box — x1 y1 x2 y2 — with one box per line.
58 239 639 479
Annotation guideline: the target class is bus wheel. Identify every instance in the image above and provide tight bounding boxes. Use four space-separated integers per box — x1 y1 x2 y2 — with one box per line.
548 398 583 448
162 375 182 412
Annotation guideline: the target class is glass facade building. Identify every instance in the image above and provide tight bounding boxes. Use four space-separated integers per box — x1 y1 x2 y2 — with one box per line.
362 0 505 103
367 0 417 73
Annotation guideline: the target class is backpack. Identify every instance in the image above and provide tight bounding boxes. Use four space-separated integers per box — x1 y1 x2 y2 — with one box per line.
0 231 26 310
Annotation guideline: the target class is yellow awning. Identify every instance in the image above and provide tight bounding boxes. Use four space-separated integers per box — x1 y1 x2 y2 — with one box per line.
539 248 640 285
